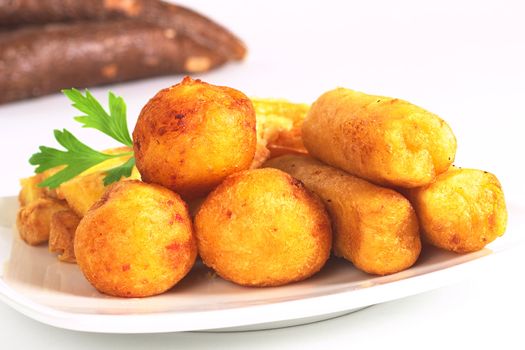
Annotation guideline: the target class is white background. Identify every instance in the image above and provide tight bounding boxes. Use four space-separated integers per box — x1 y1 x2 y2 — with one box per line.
1 0 524 348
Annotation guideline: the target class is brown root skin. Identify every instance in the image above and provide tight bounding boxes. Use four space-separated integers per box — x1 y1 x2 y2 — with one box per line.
0 0 119 27
0 0 246 60
0 20 227 104
146 1 247 61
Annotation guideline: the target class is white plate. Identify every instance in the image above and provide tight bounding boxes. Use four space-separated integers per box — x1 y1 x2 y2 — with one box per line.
0 196 521 333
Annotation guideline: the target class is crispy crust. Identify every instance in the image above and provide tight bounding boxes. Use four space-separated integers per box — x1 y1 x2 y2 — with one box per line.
302 88 457 188
405 167 508 253
195 168 332 287
49 210 81 263
16 198 70 245
133 77 256 199
74 180 197 297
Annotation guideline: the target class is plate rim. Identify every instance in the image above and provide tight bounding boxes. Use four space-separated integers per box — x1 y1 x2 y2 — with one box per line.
0 251 501 333
1 196 521 333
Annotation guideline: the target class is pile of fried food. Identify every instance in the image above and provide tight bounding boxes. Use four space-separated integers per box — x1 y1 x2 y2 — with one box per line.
16 77 508 297
0 0 246 104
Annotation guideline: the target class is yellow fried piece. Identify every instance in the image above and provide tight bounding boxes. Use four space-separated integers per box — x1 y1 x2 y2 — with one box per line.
49 210 81 263
16 198 70 245
250 141 272 169
251 98 309 164
265 155 421 275
19 174 48 206
405 167 507 253
195 168 332 287
302 88 457 188
133 77 257 199
19 171 58 206
75 180 197 297
56 146 140 216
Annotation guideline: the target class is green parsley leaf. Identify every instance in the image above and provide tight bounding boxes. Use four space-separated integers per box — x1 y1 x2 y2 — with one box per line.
62 88 133 147
30 89 137 189
29 129 130 189
103 157 136 186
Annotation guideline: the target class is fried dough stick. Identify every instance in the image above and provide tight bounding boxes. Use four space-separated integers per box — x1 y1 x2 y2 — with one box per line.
0 20 227 104
404 167 507 253
0 0 246 60
302 88 457 188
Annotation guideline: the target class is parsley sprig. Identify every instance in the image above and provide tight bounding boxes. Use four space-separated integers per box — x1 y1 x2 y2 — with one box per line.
30 89 135 189
64 89 133 147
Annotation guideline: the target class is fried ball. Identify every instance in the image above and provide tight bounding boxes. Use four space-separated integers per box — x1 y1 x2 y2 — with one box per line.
265 155 421 275
16 198 70 245
74 180 197 297
133 77 257 199
49 209 81 263
302 88 457 188
195 168 332 287
405 167 507 253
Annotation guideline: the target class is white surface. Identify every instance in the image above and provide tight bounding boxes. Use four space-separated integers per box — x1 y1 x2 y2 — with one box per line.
0 0 524 348
3 196 520 333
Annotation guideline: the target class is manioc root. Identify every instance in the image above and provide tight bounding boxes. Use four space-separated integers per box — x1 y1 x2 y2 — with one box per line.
0 19 227 104
0 0 246 60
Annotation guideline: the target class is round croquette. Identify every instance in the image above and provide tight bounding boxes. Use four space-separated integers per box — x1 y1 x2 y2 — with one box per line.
194 168 332 287
133 76 257 199
74 180 197 297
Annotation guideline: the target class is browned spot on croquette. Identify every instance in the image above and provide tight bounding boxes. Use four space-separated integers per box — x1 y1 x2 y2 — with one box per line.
168 213 183 225
122 264 130 272
166 242 182 251
90 189 111 211
289 177 303 188
488 212 495 228
158 126 167 136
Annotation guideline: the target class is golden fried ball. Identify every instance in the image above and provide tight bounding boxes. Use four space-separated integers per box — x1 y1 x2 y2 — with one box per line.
133 77 257 199
195 168 332 287
406 167 507 253
74 180 197 297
